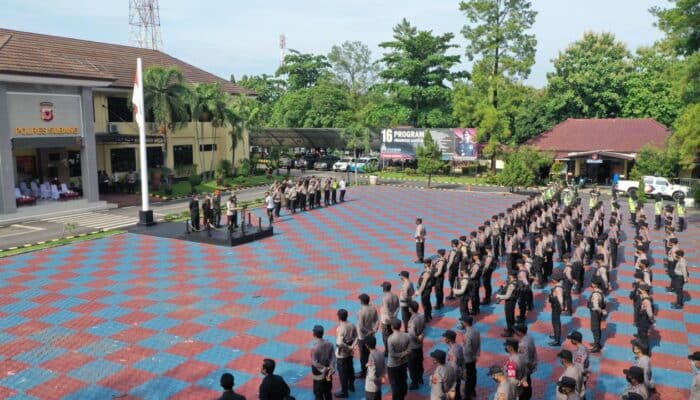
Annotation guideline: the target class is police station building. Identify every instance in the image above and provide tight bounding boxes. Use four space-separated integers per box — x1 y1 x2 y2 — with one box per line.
0 28 251 219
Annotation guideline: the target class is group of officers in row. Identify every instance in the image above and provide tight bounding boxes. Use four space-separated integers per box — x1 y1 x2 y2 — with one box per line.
304 184 695 400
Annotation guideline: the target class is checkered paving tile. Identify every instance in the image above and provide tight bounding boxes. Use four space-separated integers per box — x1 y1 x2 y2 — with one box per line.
0 186 697 399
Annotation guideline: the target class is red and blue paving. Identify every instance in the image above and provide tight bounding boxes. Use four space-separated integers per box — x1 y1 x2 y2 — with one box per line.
0 186 697 399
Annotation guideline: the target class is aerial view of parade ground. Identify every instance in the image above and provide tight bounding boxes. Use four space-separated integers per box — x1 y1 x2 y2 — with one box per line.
0 186 697 399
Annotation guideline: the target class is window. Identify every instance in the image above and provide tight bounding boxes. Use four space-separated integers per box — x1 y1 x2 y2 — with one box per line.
68 151 82 177
107 97 133 122
199 144 217 152
111 148 136 173
146 147 163 169
173 145 193 168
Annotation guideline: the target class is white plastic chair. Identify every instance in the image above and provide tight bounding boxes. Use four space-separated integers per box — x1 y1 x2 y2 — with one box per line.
50 184 60 200
14 188 22 199
40 183 51 199
20 182 31 196
30 181 41 197
60 183 70 194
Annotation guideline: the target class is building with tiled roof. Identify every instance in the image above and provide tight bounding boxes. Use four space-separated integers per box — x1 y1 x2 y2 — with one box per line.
0 28 251 217
526 118 672 183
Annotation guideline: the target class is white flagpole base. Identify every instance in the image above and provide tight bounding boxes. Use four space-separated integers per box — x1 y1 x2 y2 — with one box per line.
138 210 156 226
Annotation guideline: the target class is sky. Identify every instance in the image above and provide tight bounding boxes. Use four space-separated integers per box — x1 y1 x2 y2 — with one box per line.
0 0 669 88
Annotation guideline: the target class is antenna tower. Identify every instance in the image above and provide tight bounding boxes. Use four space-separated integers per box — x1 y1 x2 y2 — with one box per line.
279 34 286 65
129 0 163 50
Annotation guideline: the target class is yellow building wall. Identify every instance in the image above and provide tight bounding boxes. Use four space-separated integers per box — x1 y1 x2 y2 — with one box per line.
93 92 250 175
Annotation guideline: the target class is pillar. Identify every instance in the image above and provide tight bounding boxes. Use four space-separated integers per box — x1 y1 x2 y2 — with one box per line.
0 83 17 214
80 87 99 202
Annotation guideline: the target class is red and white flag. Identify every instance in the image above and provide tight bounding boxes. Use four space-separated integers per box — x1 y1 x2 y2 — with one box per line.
132 58 145 129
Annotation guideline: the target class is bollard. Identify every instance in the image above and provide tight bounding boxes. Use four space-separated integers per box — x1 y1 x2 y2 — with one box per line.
185 220 190 234
247 212 252 227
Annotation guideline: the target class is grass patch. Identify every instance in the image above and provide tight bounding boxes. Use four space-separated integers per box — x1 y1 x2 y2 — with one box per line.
0 230 125 258
377 171 489 185
153 175 285 197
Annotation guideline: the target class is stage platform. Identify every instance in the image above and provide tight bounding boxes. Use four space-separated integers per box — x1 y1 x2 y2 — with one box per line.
127 220 273 246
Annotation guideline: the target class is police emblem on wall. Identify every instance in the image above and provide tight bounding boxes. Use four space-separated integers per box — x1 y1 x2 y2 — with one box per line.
40 101 54 122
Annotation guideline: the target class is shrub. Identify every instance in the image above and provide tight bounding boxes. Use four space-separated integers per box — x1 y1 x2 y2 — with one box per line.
404 168 417 175
188 173 202 194
693 185 700 206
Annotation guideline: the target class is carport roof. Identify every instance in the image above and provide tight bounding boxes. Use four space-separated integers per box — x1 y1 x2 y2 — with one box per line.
250 128 345 148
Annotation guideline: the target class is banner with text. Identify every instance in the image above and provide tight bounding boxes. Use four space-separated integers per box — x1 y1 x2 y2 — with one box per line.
380 128 478 161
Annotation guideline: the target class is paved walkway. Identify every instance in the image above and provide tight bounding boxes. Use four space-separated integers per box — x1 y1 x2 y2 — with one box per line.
0 186 696 399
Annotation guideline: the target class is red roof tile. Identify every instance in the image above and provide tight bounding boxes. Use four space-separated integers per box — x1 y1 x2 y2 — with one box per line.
526 118 671 155
0 28 252 95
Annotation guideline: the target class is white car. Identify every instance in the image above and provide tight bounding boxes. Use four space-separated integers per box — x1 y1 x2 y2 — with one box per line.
615 175 690 200
332 157 354 172
349 157 378 173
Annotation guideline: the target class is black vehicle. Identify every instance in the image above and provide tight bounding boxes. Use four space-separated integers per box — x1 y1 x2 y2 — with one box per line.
313 156 339 171
295 154 319 169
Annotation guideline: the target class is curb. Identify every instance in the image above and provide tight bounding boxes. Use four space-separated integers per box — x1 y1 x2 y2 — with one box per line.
0 229 122 255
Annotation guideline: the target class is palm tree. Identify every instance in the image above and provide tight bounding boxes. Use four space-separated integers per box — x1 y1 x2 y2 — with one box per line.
224 96 259 175
143 66 190 171
189 83 227 179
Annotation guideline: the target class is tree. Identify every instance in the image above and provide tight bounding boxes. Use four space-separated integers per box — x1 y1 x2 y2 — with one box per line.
328 41 380 95
622 46 683 126
188 83 227 178
276 49 332 91
342 124 371 185
416 131 445 187
143 65 191 169
379 18 464 127
498 146 553 189
460 0 537 108
237 74 286 125
651 0 700 56
670 103 700 169
225 96 260 173
546 32 632 121
270 82 353 128
630 145 680 179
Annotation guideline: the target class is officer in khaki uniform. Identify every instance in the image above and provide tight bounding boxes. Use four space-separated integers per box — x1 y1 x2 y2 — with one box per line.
487 365 517 400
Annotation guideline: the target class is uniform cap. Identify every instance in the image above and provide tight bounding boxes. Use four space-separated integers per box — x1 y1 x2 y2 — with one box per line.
550 270 564 282
630 339 649 354
633 271 645 279
504 338 519 349
567 331 582 342
437 249 446 256
688 351 700 361
358 293 370 303
591 276 604 287
638 284 651 293
513 324 528 334
399 271 409 278
557 376 576 389
442 330 457 341
312 325 324 336
381 281 392 289
622 394 644 400
623 366 644 382
487 365 504 376
557 349 573 361
429 349 447 363
459 314 473 324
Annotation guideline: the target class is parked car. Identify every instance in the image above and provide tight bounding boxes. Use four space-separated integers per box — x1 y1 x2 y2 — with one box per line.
279 157 293 168
333 157 354 172
313 156 339 171
614 175 690 200
295 154 319 169
349 157 379 173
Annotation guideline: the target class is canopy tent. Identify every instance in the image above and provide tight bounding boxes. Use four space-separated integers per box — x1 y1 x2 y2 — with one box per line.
249 128 345 149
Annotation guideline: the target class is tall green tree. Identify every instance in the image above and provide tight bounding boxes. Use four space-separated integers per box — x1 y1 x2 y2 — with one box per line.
224 95 260 172
270 82 353 128
460 0 537 108
546 32 632 120
328 41 380 95
188 83 227 176
651 0 700 56
622 46 683 127
237 74 286 126
378 18 464 127
342 123 371 184
416 131 445 187
276 49 332 91
671 103 700 169
630 145 680 179
143 65 191 169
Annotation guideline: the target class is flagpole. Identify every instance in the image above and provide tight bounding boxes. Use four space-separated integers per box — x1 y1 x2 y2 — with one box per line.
135 57 154 226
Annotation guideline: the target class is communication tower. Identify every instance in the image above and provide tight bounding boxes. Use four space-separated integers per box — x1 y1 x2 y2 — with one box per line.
280 34 286 65
129 0 163 50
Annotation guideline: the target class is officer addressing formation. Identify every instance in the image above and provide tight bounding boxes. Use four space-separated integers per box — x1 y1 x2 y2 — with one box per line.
217 182 695 400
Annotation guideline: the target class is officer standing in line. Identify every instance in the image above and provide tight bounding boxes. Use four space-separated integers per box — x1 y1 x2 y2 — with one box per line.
334 309 357 398
414 218 427 263
387 318 410 400
407 301 425 390
460 315 480 400
555 350 584 400
380 282 399 357
487 365 517 400
189 194 200 230
567 331 589 396
433 249 447 309
622 366 649 399
556 377 581 400
676 194 686 232
562 254 575 315
588 277 607 353
482 244 496 305
503 339 529 400
688 351 700 399
635 284 654 350
443 330 464 400
631 339 655 393
356 293 378 379
310 325 335 400
446 239 462 300
467 253 482 316
453 265 470 318
416 261 434 321
653 195 663 230
429 350 457 400
668 250 689 309
363 335 385 400
497 271 519 337
629 192 638 225
513 324 537 399
398 271 415 332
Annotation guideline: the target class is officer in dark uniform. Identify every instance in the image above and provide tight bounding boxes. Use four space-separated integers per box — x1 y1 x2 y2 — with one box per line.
635 284 654 350
447 239 462 300
467 253 482 316
482 244 496 305
189 194 200 230
496 271 519 337
549 270 564 346
588 277 606 353
433 249 447 310
561 254 574 315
